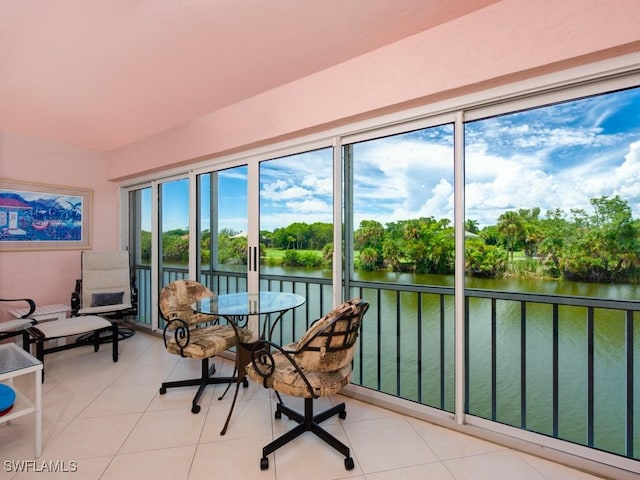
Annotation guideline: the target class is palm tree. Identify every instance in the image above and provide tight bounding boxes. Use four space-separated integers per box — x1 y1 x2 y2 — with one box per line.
497 211 524 262
465 219 480 234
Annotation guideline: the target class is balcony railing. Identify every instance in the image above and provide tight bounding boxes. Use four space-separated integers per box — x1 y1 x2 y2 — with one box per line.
131 265 640 463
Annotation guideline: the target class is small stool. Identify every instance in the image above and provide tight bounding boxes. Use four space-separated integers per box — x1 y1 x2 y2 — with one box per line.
28 316 119 379
9 304 70 347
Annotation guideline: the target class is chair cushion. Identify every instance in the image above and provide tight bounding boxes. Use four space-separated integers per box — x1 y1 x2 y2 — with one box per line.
246 349 352 398
90 291 124 307
165 324 252 359
80 252 132 309
77 303 132 316
32 315 112 339
160 280 216 328
0 318 34 333
293 299 362 372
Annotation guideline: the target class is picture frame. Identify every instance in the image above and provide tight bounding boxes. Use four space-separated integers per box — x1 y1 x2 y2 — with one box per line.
0 179 92 251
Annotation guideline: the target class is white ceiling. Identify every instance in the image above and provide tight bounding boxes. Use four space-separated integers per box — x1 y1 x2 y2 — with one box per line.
0 0 497 151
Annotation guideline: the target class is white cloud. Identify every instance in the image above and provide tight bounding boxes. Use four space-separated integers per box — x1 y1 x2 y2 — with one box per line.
285 198 331 214
301 174 332 195
464 141 515 181
613 141 640 199
354 138 454 219
261 179 312 201
391 178 454 222
464 139 640 227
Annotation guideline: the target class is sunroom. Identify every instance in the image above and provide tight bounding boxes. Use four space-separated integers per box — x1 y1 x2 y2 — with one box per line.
1 1 640 479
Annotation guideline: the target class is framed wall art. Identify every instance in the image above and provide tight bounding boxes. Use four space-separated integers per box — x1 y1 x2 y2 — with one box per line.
0 179 92 251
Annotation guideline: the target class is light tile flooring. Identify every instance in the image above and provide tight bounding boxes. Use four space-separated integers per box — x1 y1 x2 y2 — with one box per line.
1 331 607 480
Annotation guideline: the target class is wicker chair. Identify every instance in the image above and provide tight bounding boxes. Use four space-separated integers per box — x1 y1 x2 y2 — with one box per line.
246 298 369 471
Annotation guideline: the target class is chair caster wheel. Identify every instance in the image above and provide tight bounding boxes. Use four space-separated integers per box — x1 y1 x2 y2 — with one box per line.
345 457 354 470
274 410 282 419
159 387 166 395
191 405 201 414
338 410 347 419
260 457 269 470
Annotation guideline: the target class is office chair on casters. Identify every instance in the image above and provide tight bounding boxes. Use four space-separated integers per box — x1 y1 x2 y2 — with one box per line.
246 298 369 471
159 280 252 414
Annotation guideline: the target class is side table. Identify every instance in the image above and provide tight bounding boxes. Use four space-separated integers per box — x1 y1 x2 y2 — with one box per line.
0 343 43 458
9 304 70 323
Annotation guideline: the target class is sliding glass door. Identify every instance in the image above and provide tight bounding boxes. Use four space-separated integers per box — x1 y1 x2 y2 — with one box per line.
257 148 334 342
196 165 249 294
128 186 152 326
158 177 190 288
343 122 456 409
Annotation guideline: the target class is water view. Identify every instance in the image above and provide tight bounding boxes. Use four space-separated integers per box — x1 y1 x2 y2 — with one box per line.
130 82 640 465
257 266 640 459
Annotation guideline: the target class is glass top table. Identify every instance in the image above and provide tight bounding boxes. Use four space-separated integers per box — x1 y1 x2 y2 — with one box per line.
0 343 42 375
195 291 305 340
192 291 305 435
195 291 305 318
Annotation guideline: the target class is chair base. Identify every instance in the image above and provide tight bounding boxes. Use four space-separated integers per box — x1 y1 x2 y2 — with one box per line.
261 397 354 471
159 358 248 414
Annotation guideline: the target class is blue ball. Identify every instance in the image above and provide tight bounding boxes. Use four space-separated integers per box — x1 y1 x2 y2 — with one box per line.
0 383 16 415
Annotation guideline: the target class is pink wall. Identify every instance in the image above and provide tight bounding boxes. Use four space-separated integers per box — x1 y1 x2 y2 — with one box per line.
107 0 640 180
0 131 116 318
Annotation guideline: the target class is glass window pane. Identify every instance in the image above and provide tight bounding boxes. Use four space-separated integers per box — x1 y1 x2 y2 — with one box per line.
197 166 248 293
259 148 334 342
128 187 151 326
464 86 640 456
347 124 455 410
259 148 333 280
351 125 455 282
465 87 640 292
159 178 189 285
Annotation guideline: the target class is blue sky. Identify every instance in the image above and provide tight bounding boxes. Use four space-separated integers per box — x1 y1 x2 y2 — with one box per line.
258 151 333 231
465 87 640 226
156 86 640 232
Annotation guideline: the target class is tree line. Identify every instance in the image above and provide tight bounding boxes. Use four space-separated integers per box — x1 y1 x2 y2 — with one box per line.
145 195 640 283
356 195 639 283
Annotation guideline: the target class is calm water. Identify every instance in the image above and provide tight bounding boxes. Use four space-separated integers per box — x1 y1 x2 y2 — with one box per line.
260 266 640 458
152 263 640 458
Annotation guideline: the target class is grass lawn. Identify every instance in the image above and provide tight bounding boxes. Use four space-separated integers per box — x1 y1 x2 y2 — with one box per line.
264 248 321 258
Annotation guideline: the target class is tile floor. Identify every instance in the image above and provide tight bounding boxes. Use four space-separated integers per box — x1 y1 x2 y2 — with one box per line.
0 331 607 479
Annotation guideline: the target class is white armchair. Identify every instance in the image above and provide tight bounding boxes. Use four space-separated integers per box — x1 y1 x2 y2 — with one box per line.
71 250 137 339
27 251 134 379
